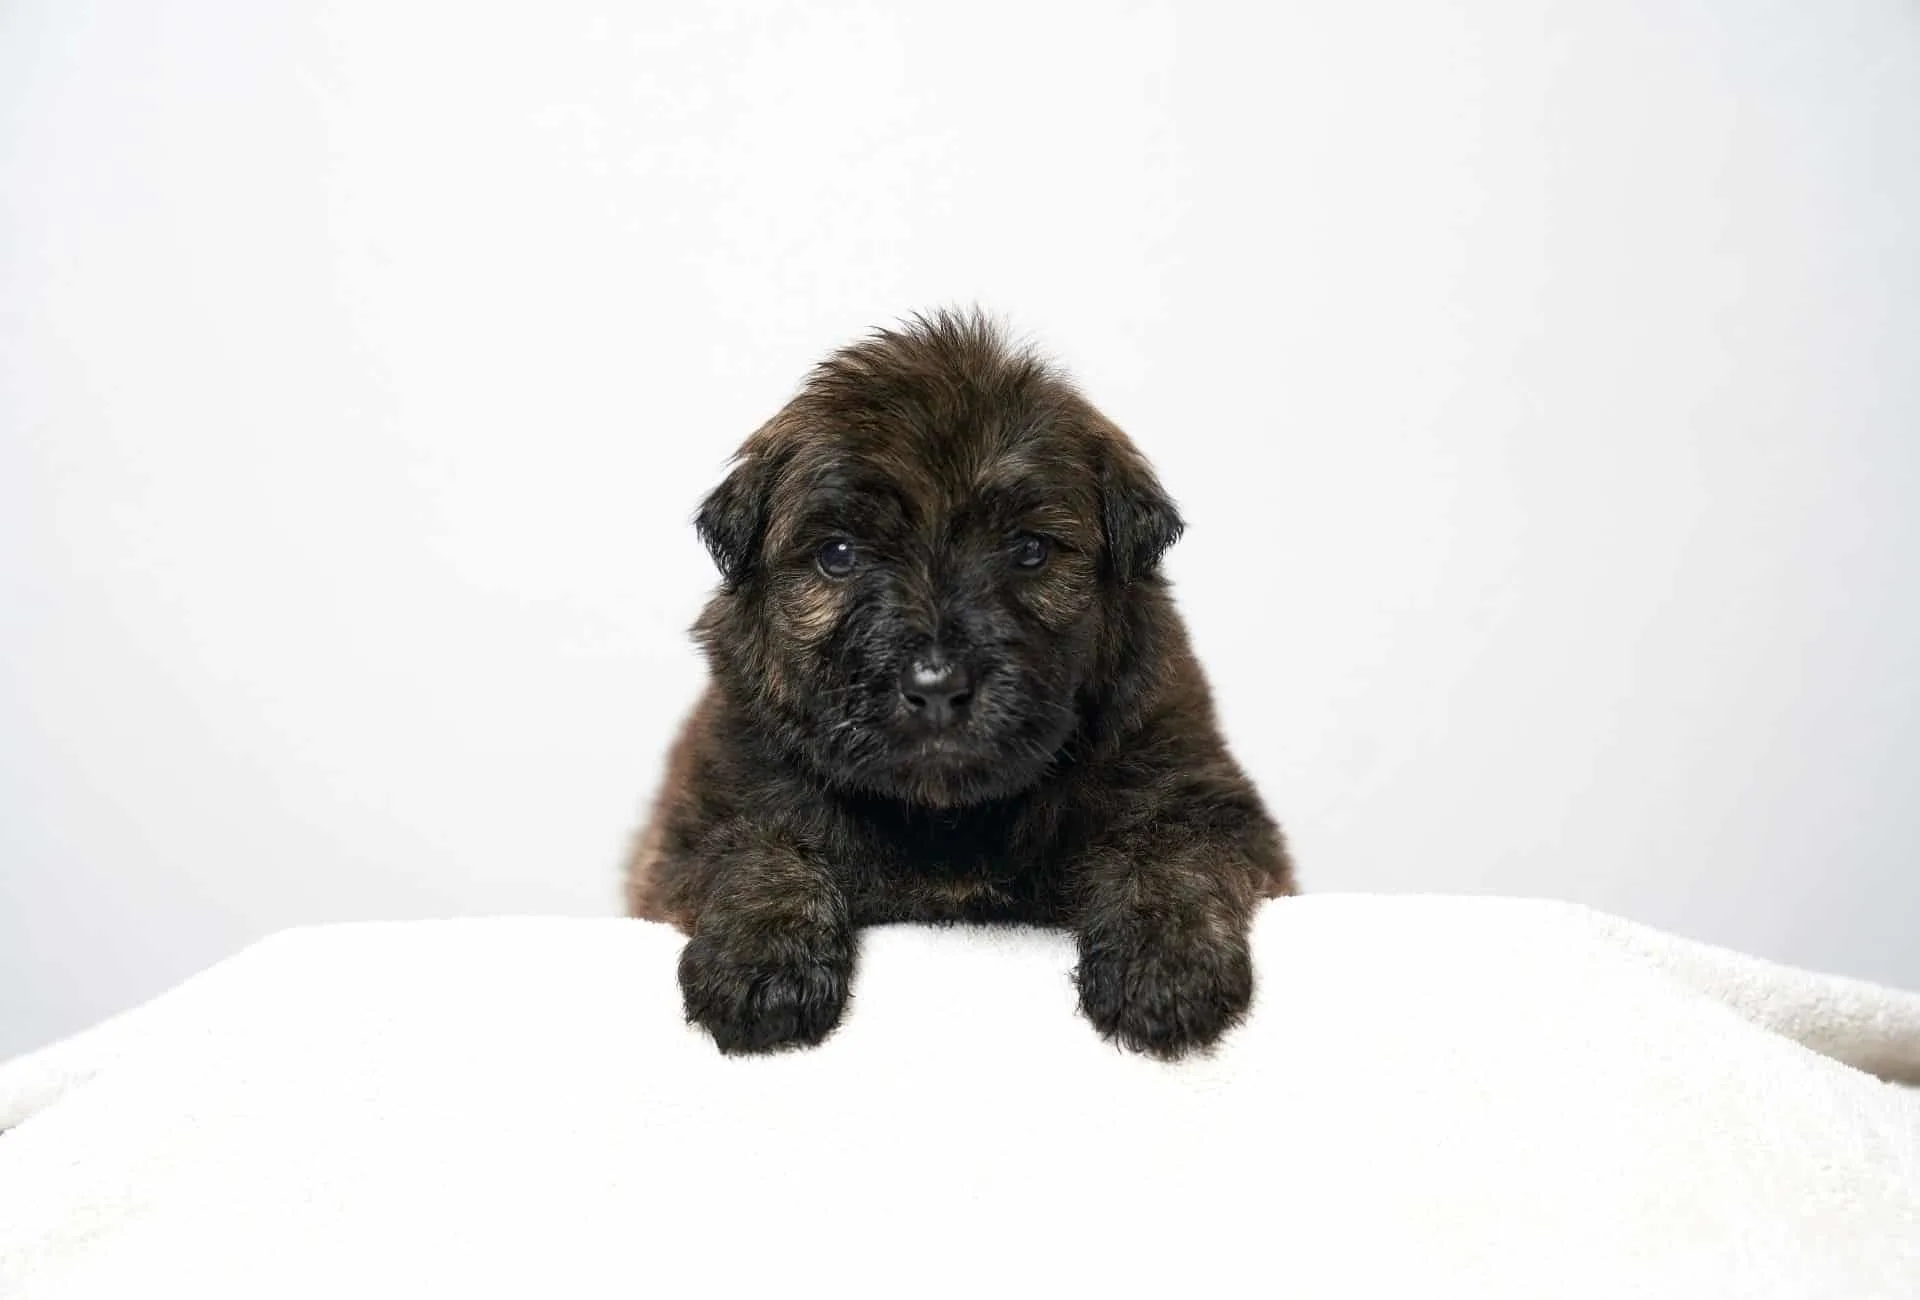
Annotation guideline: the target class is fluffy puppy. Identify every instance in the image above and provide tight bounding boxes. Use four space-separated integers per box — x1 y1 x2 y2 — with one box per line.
626 310 1294 1058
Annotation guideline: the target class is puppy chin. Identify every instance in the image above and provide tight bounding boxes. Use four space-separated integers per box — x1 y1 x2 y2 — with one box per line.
891 768 1019 811
840 736 1042 810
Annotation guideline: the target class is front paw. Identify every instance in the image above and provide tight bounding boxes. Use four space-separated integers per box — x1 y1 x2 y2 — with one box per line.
1074 917 1254 1060
677 926 853 1055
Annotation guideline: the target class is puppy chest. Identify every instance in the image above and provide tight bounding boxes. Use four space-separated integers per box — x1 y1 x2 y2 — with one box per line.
849 839 1067 924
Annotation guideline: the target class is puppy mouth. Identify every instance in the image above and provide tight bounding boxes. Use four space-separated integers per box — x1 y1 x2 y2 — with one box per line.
901 731 989 763
889 719 989 762
858 722 1025 801
889 708 1072 797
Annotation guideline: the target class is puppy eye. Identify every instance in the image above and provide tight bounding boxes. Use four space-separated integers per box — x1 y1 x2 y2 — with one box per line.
1011 533 1053 570
816 538 858 578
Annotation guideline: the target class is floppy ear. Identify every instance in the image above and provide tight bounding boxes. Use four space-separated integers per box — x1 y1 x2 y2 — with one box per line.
694 450 776 588
1100 438 1186 583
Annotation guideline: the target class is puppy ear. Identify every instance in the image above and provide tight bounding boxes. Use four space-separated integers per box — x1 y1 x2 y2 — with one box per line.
1100 438 1186 583
695 450 775 587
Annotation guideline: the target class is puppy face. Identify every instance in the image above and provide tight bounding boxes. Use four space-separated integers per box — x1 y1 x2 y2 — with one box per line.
693 312 1182 808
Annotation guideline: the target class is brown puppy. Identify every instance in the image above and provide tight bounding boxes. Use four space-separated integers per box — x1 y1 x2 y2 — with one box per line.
626 310 1294 1058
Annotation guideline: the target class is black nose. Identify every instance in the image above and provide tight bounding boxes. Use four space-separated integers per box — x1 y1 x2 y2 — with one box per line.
900 653 973 727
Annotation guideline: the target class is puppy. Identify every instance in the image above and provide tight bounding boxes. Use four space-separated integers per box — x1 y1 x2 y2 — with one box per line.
626 310 1294 1058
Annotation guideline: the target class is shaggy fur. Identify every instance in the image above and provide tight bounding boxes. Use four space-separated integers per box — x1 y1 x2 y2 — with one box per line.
626 310 1294 1058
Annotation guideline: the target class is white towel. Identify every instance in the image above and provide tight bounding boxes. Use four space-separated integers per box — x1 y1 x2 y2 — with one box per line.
2 894 1917 1298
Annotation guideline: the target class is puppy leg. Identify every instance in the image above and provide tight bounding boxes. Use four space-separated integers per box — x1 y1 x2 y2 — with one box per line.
1070 822 1275 1059
677 843 854 1055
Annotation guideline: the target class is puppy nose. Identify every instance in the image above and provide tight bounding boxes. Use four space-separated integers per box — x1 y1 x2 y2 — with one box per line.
900 653 973 727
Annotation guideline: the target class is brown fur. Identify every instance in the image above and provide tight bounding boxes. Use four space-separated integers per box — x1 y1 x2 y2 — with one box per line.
626 309 1294 1057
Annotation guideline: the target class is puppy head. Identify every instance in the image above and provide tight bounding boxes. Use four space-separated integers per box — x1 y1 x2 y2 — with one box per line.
693 309 1183 808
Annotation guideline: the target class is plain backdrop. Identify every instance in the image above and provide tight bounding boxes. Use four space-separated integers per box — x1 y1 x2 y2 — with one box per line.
3 0 1917 1060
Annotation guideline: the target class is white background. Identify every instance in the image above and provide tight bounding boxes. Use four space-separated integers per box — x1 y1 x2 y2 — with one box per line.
3 0 1916 1059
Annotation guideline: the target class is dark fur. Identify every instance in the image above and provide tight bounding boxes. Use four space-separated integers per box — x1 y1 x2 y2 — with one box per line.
626 310 1294 1058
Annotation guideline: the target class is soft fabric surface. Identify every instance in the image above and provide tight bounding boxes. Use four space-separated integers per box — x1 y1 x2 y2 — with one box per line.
2 895 1917 1298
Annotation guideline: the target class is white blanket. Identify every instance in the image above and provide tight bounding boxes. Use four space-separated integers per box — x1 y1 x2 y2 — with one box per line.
2 895 1917 1298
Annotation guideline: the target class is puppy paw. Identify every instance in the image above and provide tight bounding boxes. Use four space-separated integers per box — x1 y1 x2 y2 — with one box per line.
1074 918 1254 1060
677 926 853 1054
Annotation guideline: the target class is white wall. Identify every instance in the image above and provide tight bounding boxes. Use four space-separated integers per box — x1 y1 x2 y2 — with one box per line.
3 0 1917 1059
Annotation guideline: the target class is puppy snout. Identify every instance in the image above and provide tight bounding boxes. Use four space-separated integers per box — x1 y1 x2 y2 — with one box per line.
899 652 974 728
